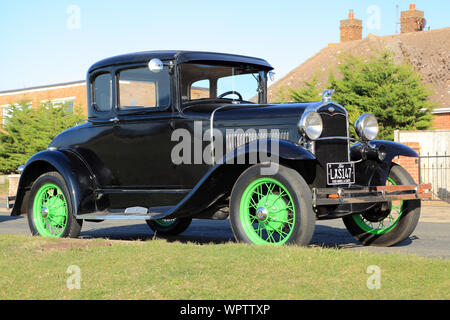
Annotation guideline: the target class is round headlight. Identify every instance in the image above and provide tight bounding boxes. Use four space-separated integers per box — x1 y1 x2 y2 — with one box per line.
298 112 323 140
355 113 379 141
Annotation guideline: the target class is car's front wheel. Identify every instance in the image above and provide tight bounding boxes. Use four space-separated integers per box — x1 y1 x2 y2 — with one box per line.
27 171 82 238
342 164 421 247
229 164 315 246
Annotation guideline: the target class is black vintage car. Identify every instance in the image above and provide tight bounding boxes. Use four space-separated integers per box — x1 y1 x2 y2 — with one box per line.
8 51 431 246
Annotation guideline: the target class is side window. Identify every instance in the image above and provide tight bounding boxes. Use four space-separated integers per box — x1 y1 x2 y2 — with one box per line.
93 73 112 112
190 80 210 100
119 66 170 109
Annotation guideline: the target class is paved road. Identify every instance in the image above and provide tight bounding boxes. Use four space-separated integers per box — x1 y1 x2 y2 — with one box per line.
1 207 449 259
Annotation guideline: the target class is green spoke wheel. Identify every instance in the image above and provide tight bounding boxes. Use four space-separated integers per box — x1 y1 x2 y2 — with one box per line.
342 164 421 247
27 171 82 238
230 164 315 246
352 177 404 235
32 184 68 237
146 217 192 236
240 178 296 245
154 219 177 227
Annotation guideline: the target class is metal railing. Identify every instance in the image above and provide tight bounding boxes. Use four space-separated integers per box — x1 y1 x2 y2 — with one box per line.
419 152 450 202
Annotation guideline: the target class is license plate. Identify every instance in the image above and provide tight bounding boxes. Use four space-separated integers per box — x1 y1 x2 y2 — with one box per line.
327 162 355 185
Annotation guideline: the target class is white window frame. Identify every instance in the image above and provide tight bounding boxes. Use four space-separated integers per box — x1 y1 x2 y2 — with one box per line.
0 105 9 126
1 102 32 126
42 97 76 113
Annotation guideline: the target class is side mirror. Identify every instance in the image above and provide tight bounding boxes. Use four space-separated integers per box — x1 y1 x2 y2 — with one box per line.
148 58 164 73
268 71 276 82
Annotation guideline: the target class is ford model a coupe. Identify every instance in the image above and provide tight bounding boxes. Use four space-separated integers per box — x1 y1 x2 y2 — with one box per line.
9 51 432 246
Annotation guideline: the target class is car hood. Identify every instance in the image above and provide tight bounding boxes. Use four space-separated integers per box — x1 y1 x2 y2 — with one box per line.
181 102 323 123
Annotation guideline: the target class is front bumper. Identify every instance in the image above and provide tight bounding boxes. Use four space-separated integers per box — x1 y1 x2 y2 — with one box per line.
312 184 432 206
6 196 16 210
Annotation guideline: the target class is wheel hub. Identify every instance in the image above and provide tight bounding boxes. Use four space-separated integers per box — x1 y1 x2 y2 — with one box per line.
41 206 49 218
361 202 391 222
256 207 268 221
256 194 289 231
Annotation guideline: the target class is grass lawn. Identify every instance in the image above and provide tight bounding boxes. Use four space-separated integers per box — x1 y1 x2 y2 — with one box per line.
0 234 448 300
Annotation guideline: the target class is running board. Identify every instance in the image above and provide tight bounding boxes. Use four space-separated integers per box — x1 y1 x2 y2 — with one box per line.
77 206 172 220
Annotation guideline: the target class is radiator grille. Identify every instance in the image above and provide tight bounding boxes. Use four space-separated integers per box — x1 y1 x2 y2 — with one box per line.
315 111 349 181
225 129 289 153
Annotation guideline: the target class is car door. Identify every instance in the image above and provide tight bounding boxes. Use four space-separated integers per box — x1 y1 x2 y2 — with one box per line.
77 68 120 188
104 63 188 209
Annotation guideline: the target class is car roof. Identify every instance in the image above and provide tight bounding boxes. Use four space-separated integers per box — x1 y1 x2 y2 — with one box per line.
88 50 273 73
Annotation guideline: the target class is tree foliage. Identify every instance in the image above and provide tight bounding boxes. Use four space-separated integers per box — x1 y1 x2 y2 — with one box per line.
276 50 434 140
274 74 322 103
0 101 84 174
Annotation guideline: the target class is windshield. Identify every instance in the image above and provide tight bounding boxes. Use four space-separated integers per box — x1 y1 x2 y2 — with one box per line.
180 62 266 105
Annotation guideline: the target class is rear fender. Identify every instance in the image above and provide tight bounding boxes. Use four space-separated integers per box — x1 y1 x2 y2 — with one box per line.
11 149 96 216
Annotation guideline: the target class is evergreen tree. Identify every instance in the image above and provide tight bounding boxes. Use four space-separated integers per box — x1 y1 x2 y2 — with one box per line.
274 74 322 103
329 51 433 140
0 101 84 174
275 50 434 140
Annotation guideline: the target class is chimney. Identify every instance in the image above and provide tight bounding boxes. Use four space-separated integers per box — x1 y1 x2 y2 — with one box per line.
400 4 426 33
340 10 362 42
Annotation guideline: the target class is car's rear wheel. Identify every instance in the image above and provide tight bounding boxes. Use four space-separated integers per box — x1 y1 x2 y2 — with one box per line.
229 164 315 246
27 171 82 238
146 218 192 236
342 164 421 247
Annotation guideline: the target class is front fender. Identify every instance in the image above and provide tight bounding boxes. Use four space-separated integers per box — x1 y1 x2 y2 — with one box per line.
350 140 418 186
369 140 418 161
351 140 418 162
11 149 96 216
155 139 315 219
219 138 316 164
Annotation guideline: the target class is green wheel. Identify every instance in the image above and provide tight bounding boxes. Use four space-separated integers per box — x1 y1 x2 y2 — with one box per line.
146 217 192 236
27 172 82 238
230 164 315 246
351 177 403 235
343 164 421 247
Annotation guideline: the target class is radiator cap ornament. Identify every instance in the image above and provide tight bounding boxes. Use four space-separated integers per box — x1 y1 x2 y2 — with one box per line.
322 89 334 103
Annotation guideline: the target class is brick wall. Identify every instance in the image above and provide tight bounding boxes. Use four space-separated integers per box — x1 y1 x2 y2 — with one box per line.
0 82 87 128
432 113 450 130
392 141 420 183
400 4 425 34
340 12 362 42
8 175 20 197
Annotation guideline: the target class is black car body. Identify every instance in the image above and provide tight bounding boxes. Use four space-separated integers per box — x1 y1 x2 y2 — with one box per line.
9 51 431 246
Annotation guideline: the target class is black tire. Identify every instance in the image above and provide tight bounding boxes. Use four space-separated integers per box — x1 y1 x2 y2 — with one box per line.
342 164 421 247
146 217 192 236
27 171 82 238
229 163 315 246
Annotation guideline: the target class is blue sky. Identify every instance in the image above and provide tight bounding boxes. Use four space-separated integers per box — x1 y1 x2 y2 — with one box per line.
0 0 448 91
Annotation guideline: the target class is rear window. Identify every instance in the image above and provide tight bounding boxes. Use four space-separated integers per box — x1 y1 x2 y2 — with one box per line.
93 73 112 112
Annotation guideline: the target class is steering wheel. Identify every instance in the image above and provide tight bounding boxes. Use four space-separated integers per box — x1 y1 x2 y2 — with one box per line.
218 91 243 101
